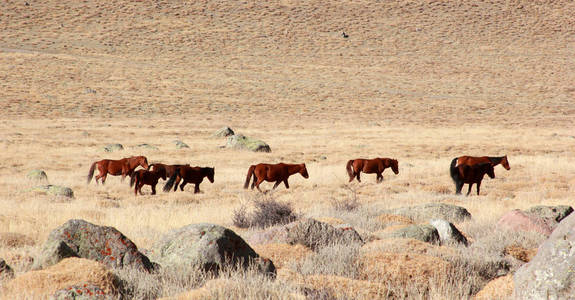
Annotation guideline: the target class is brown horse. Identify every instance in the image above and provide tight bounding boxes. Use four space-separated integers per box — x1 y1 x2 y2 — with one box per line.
87 156 149 184
244 163 309 192
163 166 215 193
149 163 190 191
346 158 399 183
451 161 495 195
455 155 510 170
130 168 167 196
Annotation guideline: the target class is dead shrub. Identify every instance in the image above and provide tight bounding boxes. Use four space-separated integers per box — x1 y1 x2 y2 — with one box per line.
233 195 298 229
330 185 360 211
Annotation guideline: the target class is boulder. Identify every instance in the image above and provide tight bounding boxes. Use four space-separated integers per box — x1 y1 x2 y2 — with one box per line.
429 219 468 246
135 143 159 151
497 209 552 236
1 258 122 299
213 126 235 138
225 134 271 153
523 205 573 230
173 140 189 149
286 218 364 250
33 219 156 272
26 169 48 181
383 203 471 223
52 284 111 300
383 224 441 244
102 144 123 152
32 185 74 198
0 258 14 280
248 225 291 245
151 223 275 276
513 212 575 299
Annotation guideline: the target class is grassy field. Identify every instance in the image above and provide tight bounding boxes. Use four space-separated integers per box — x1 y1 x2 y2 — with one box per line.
1 0 574 298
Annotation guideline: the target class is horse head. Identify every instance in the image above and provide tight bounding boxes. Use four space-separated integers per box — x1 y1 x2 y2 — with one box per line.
501 155 510 170
300 163 309 178
390 159 399 174
206 167 215 183
139 156 150 170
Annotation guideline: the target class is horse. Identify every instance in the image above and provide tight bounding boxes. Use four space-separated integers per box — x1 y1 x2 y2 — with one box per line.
244 163 309 192
455 155 510 170
129 168 167 196
87 156 149 184
163 166 215 194
450 158 495 195
346 158 399 183
149 163 190 191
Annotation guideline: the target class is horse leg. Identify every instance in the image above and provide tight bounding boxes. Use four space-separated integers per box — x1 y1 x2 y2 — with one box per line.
151 184 157 195
283 179 290 189
376 173 383 183
179 180 187 191
101 174 107 185
194 184 200 194
466 183 473 196
255 178 265 192
476 181 481 195
273 181 281 189
455 180 463 194
356 172 361 183
173 176 181 192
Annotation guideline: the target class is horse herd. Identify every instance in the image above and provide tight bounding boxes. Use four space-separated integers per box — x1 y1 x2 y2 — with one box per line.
86 155 510 196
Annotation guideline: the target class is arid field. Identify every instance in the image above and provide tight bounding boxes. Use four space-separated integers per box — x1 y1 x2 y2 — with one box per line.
0 0 574 299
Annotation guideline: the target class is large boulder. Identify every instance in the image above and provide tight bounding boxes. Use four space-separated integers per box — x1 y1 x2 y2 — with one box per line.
225 134 271 152
32 185 74 198
523 205 573 230
26 169 48 181
383 224 441 245
497 209 552 236
513 212 575 299
213 126 235 137
429 219 468 246
383 203 472 223
33 219 156 272
151 223 275 276
102 144 123 152
1 258 122 299
286 218 364 250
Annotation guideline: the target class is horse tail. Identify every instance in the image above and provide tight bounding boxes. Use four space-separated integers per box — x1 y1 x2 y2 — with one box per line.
346 160 355 178
87 162 97 184
130 172 137 187
244 165 256 189
163 168 179 192
450 157 460 184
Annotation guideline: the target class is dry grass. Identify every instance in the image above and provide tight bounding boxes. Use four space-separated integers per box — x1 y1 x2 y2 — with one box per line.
0 0 574 298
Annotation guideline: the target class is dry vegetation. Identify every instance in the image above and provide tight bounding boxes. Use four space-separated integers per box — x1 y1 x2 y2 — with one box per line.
1 0 574 298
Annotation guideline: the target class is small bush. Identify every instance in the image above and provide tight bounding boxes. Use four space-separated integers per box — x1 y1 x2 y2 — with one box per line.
233 195 298 229
330 185 360 211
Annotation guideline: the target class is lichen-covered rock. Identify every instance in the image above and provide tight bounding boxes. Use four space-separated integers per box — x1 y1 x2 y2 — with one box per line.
429 219 468 246
213 127 235 137
27 169 48 181
33 219 156 272
32 185 74 198
286 218 364 250
383 203 472 223
152 223 275 276
384 224 441 245
497 209 552 236
523 205 573 230
513 212 575 299
173 140 190 149
0 258 14 280
225 134 271 152
102 144 124 152
52 284 112 300
134 143 159 151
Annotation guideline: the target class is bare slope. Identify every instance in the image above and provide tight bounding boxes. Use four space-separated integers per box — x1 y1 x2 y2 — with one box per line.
1 0 574 125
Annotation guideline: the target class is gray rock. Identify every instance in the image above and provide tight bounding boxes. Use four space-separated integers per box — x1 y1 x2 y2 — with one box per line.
32 185 74 198
524 205 573 230
0 258 14 280
51 284 113 300
34 219 156 272
225 134 271 153
429 219 468 246
286 218 364 250
173 140 189 149
27 169 48 181
513 212 575 299
102 144 123 152
213 127 235 138
383 203 472 223
135 143 159 151
385 224 441 244
152 223 275 276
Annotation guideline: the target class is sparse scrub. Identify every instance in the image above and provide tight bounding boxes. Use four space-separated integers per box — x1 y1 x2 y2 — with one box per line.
233 195 298 229
289 242 363 279
330 185 361 211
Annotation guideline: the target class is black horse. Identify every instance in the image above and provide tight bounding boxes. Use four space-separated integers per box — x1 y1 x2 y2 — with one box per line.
450 158 495 195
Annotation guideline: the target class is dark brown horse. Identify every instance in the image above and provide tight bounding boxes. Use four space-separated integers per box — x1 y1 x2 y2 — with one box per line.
163 166 215 193
450 161 495 195
87 156 149 184
244 163 309 192
455 155 510 170
149 163 190 191
346 158 399 183
130 168 167 196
